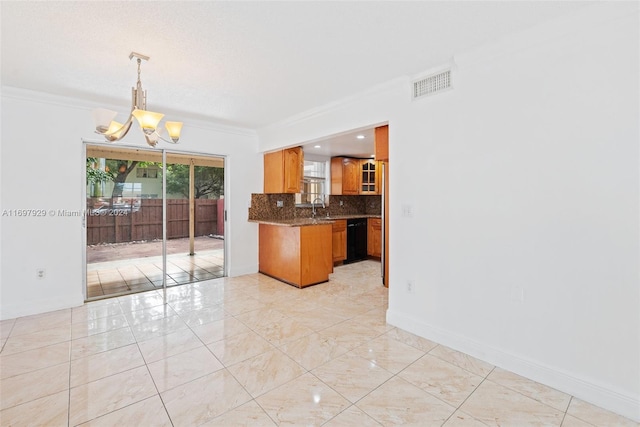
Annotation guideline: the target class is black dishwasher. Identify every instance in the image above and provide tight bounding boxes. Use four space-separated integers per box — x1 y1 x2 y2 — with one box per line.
346 218 367 263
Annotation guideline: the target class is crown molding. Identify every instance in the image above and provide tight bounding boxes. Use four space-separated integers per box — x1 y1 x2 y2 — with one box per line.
1 86 258 138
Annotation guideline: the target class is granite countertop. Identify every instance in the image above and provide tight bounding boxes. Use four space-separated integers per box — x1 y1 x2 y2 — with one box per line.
249 214 381 227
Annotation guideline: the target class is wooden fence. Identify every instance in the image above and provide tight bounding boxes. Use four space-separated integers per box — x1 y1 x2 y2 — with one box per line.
86 199 223 245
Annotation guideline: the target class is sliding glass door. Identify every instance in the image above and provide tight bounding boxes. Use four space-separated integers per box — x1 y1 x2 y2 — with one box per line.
84 144 225 300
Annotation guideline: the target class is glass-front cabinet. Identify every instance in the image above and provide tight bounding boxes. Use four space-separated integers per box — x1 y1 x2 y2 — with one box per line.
360 159 379 194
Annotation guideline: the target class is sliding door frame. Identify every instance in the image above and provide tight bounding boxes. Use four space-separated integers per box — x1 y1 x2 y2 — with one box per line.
81 139 228 303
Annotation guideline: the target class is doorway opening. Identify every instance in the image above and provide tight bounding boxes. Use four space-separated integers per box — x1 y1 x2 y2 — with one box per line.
84 144 226 300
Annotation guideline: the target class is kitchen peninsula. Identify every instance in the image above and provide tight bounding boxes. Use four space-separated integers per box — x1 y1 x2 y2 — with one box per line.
248 193 381 288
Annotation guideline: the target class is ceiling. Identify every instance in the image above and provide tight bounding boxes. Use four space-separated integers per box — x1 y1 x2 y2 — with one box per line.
1 1 594 156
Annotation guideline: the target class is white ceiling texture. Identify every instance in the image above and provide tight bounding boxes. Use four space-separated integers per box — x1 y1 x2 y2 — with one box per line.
1 1 593 155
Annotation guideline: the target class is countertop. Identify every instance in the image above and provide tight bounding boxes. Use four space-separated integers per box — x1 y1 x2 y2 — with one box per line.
249 214 381 227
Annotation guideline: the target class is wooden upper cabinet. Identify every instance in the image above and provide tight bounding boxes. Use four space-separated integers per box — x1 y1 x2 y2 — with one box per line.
360 159 380 195
375 125 389 161
331 157 360 195
264 147 303 193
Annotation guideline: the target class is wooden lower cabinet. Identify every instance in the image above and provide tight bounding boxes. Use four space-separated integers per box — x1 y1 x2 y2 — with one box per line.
259 223 333 288
332 220 347 263
367 218 382 258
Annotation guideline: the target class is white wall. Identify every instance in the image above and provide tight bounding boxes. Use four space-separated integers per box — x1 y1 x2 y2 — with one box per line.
258 3 639 421
0 89 261 320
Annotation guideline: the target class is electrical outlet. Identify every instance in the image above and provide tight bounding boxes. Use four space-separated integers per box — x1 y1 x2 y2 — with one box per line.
36 268 46 279
339 200 344 206
276 200 284 208
402 204 414 218
406 280 414 294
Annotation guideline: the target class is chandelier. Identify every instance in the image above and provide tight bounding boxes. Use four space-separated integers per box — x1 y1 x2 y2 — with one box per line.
92 52 183 147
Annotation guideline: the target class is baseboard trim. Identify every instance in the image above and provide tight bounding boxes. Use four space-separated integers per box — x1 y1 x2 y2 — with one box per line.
1 293 84 320
386 309 640 422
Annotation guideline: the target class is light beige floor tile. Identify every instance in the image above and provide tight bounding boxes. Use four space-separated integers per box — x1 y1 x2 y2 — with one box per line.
10 309 71 336
317 319 385 351
443 410 489 426
0 362 69 410
235 307 288 329
69 365 157 426
351 333 425 374
207 330 274 366
350 308 394 334
280 332 350 371
137 328 203 363
161 369 252 426
71 313 129 339
122 304 177 326
191 316 251 344
0 390 68 427
398 354 483 407
228 348 306 398
273 298 319 318
566 398 638 427
178 303 228 327
383 327 439 352
429 345 494 377
0 341 70 379
1 324 71 355
198 400 277 426
118 292 165 312
147 346 223 392
311 352 394 403
323 405 383 427
357 376 456 426
256 372 350 426
252 316 315 346
221 296 268 315
72 301 123 323
70 343 145 387
293 306 350 332
460 379 564 426
78 395 172 427
488 368 571 412
130 314 188 341
71 327 135 360
561 414 594 427
0 318 16 340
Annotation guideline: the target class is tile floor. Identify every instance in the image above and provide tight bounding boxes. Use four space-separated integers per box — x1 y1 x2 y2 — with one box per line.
1 260 637 426
86 249 224 299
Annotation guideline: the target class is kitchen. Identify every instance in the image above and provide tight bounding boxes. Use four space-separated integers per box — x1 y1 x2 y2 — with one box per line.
249 125 389 289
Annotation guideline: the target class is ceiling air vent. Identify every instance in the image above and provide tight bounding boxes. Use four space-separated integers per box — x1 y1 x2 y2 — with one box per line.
413 69 451 99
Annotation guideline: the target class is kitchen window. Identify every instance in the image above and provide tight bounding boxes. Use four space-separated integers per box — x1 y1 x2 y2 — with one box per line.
296 160 327 205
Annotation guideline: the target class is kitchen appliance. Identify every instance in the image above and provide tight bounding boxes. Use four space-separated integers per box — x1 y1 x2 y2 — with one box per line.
346 218 367 263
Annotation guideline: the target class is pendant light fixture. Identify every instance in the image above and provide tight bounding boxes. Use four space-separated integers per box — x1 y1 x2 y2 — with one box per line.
92 52 183 147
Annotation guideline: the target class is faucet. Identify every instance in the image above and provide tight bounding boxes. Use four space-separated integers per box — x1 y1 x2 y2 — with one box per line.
311 196 325 218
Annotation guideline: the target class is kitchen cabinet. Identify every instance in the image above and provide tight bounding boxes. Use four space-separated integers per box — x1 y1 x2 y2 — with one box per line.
367 217 382 258
331 157 382 195
360 159 380 195
332 219 347 263
375 125 388 161
330 157 360 195
264 146 303 194
259 223 333 288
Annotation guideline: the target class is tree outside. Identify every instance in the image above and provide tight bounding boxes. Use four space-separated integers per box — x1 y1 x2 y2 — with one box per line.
86 158 224 201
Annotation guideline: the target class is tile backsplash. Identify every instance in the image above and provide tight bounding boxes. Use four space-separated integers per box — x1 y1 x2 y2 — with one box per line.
248 194 381 221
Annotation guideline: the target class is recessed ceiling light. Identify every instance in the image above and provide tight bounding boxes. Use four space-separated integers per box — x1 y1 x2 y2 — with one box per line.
314 145 321 148
356 135 365 139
